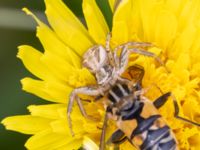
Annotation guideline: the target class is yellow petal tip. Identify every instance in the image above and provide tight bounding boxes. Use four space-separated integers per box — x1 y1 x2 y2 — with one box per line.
20 77 31 91
22 7 31 15
1 117 15 130
17 45 25 59
22 7 41 25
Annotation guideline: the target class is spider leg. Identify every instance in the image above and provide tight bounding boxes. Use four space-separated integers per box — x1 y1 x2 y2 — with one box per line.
115 41 168 75
67 86 103 136
129 48 167 70
105 33 116 67
113 41 153 67
114 42 153 52
120 47 167 73
153 92 200 127
99 111 109 150
106 33 111 51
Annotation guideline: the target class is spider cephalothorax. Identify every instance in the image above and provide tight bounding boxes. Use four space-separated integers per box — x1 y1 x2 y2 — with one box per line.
82 45 114 85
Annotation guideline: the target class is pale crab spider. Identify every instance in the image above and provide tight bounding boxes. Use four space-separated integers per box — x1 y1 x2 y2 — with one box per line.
67 33 164 136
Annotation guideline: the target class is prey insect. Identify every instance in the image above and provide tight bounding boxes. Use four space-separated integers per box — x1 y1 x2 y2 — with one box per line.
101 66 179 150
67 34 200 150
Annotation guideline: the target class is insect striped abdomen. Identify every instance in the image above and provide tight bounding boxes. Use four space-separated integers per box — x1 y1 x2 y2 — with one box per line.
107 83 130 103
117 98 178 150
106 82 178 150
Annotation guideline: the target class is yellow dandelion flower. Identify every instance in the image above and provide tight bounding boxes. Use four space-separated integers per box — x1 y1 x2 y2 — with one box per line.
2 0 200 150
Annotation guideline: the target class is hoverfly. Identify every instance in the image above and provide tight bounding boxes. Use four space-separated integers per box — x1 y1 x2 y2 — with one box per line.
67 33 200 150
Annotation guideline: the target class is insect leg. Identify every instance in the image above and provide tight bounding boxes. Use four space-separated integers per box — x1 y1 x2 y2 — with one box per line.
107 129 127 145
153 92 171 109
100 111 109 150
153 92 200 126
67 86 103 136
171 93 200 126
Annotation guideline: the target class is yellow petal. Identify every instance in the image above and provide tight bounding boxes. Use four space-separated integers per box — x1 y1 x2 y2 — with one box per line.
40 52 77 83
39 44 94 88
25 129 72 150
170 24 196 59
17 45 49 80
67 68 96 88
190 29 200 64
165 0 186 17
57 138 83 150
176 127 200 149
36 24 81 68
191 63 200 78
21 77 53 102
112 0 132 45
189 134 200 149
28 104 66 119
112 0 142 45
23 7 81 68
154 10 177 50
183 96 200 120
45 0 94 56
1 115 51 134
83 137 98 150
120 140 136 150
83 0 109 45
177 0 199 33
139 0 164 42
50 119 69 135
185 78 200 93
45 81 73 103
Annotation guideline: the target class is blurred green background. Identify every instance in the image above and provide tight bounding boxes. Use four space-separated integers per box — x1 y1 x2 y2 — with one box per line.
0 0 112 149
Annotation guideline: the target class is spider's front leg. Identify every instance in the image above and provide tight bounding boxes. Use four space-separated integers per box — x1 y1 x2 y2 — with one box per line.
115 44 168 75
67 86 104 136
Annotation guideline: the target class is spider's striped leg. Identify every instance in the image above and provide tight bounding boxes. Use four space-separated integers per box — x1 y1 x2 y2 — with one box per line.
67 86 103 136
113 41 153 67
153 92 200 127
129 48 169 73
105 33 116 67
116 45 169 75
